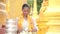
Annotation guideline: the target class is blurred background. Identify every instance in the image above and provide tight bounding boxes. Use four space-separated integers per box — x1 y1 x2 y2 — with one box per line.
0 0 60 34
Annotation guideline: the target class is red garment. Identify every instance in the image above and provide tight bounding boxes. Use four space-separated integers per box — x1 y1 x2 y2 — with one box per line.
0 25 5 34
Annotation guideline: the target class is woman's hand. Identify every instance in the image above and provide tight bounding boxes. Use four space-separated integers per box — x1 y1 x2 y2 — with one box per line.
20 28 23 32
18 28 23 33
32 28 37 32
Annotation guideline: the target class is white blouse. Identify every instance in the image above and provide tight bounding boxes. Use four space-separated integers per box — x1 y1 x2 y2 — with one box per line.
20 17 38 34
22 18 29 32
22 17 38 31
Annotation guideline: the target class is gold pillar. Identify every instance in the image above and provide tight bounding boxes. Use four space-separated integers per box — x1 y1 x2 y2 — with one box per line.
44 0 60 24
22 0 27 4
37 0 49 34
6 0 22 18
44 0 60 16
33 0 38 18
0 0 7 25
39 0 48 21
30 4 33 16
6 0 10 18
44 0 60 34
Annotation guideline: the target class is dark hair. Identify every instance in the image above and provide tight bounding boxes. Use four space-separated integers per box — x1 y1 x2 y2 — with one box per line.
22 4 30 10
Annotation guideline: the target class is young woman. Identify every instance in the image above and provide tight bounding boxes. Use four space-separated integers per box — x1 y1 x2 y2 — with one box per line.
18 4 38 34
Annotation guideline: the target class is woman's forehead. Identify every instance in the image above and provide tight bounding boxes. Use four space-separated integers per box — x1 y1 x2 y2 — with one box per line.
23 7 30 10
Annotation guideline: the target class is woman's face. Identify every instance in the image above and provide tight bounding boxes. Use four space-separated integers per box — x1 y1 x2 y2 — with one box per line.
22 7 30 17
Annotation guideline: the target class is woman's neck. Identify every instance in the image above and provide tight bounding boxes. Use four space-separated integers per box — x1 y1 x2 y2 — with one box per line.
23 16 27 20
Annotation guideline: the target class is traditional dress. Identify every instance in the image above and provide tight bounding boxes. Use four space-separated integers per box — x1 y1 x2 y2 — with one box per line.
18 15 38 34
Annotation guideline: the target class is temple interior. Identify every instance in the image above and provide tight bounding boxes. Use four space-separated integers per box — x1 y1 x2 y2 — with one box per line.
0 0 60 34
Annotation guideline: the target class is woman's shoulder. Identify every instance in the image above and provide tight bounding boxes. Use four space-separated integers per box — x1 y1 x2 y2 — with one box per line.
30 16 36 21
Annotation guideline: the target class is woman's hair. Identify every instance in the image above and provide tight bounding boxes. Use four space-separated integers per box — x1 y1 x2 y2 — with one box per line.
22 4 30 10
